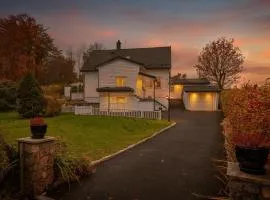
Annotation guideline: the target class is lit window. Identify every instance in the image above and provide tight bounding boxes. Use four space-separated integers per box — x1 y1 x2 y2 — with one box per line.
116 76 126 87
116 97 126 103
155 77 161 88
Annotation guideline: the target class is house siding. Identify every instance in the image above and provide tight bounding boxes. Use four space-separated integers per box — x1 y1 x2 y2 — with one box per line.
145 69 170 108
99 60 140 89
84 72 99 99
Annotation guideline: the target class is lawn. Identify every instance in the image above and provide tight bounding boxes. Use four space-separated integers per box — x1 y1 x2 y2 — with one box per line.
0 112 170 160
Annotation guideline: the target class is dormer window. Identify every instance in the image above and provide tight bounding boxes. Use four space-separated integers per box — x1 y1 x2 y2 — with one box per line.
116 76 126 87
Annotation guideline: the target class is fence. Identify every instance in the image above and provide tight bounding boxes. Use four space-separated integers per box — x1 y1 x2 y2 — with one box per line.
74 106 162 120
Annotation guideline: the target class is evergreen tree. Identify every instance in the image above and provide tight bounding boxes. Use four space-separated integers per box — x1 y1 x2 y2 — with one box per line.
17 73 45 118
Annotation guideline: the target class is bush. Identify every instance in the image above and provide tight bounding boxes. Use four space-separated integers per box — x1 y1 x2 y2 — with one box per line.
17 73 45 118
0 81 17 112
223 82 270 147
42 84 64 99
44 96 61 117
0 135 19 199
54 139 93 185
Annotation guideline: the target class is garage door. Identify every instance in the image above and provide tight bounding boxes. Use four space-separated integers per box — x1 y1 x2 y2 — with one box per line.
188 92 215 111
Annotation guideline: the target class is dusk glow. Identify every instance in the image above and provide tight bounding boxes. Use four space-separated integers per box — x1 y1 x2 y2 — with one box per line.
1 0 270 83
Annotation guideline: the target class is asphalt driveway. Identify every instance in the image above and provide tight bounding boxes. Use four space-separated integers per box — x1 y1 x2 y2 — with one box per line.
49 109 224 200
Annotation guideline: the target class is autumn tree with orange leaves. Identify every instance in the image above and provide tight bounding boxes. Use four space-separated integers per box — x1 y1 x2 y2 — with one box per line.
0 14 58 81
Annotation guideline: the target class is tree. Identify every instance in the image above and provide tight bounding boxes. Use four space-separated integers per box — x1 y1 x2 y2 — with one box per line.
38 54 76 85
17 73 45 118
0 14 57 81
194 37 244 89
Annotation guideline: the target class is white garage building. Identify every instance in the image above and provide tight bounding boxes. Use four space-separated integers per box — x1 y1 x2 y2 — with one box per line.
183 85 220 111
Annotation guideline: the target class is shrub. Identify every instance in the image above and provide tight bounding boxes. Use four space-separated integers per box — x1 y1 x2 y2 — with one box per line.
17 73 45 118
0 135 19 199
0 81 17 112
44 96 61 117
53 139 93 185
42 84 64 99
224 82 270 148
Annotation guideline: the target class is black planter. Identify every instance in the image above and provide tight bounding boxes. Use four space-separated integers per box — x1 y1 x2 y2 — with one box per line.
235 145 269 175
30 124 47 139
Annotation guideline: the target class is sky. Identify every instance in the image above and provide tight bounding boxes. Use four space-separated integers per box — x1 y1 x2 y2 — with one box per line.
1 0 270 84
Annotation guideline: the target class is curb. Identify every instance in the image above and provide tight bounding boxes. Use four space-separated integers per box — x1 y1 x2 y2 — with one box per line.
91 122 177 166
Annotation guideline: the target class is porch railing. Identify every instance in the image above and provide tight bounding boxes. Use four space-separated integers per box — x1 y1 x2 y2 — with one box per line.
74 105 162 120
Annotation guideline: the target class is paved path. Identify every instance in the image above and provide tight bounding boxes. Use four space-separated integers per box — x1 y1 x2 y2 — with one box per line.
49 109 224 200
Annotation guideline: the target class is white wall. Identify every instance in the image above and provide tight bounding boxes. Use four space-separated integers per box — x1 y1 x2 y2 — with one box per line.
171 84 184 99
84 72 99 99
145 69 169 109
138 101 154 111
99 60 140 89
99 92 138 111
71 92 84 100
64 86 71 98
99 92 155 111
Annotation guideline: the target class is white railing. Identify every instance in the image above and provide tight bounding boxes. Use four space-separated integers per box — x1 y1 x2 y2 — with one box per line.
74 106 162 120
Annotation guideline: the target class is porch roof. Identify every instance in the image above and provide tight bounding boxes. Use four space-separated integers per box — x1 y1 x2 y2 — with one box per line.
183 85 221 92
96 87 134 92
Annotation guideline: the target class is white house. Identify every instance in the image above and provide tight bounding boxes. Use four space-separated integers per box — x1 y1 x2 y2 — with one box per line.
81 41 171 111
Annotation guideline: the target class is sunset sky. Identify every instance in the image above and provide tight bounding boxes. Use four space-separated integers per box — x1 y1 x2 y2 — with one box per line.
1 0 270 84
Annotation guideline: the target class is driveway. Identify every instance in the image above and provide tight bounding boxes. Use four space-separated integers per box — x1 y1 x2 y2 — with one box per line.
49 109 224 200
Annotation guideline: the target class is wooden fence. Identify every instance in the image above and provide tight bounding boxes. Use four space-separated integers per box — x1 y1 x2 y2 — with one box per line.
74 106 162 120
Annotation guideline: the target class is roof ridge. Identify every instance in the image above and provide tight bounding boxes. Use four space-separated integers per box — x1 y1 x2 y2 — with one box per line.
93 46 171 52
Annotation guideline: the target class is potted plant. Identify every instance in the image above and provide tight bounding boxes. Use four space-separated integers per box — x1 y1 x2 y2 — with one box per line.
228 84 270 175
30 116 47 139
233 133 269 175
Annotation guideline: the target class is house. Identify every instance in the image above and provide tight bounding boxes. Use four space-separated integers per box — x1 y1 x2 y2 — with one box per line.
81 41 171 111
170 74 220 111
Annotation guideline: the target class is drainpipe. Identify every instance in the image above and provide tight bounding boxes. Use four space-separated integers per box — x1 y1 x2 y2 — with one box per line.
154 79 156 111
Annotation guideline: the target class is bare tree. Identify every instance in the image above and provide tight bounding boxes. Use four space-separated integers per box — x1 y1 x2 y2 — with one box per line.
194 37 244 89
75 44 87 76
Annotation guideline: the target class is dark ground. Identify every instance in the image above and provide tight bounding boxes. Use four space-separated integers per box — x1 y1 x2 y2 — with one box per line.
48 109 225 200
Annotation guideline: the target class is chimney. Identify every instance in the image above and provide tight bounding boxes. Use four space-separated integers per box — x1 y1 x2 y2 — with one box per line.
116 40 121 50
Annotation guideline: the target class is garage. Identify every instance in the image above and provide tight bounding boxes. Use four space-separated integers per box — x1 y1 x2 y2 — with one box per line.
183 85 220 111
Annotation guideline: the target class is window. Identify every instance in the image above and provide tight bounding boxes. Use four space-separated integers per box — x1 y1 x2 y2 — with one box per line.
116 76 126 87
155 77 161 88
116 97 127 103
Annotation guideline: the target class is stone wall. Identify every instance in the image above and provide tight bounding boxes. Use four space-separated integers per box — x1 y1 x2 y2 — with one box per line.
228 162 270 200
18 137 55 197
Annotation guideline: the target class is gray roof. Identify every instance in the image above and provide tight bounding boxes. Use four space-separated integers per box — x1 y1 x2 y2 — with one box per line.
183 85 221 92
81 47 171 72
96 87 134 92
171 78 210 85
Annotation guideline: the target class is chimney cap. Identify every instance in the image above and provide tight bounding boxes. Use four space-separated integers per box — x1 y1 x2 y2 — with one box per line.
116 40 121 50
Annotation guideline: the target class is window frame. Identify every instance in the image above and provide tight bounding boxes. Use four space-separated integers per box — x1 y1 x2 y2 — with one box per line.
115 76 126 87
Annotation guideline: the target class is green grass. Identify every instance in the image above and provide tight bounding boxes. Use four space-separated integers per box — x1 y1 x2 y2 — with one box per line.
0 112 170 160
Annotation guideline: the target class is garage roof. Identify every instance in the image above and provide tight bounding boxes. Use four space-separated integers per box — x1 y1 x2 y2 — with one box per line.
171 78 210 85
183 85 221 92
